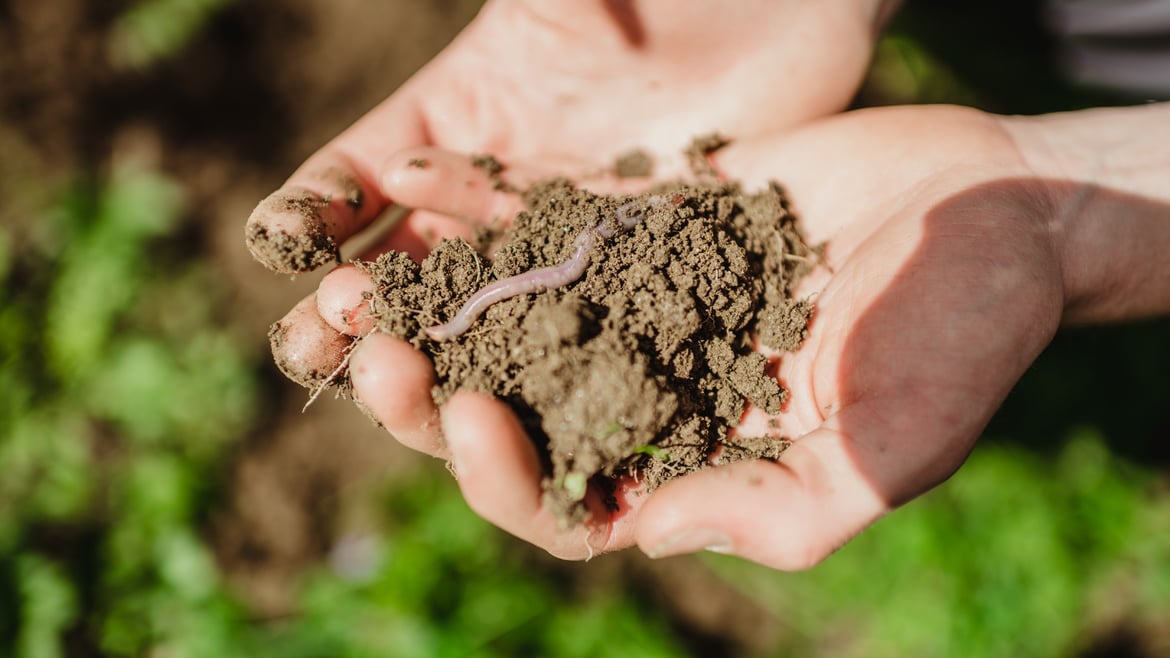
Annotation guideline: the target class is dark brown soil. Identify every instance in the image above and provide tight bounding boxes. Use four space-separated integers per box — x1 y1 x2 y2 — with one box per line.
358 176 814 523
685 133 732 180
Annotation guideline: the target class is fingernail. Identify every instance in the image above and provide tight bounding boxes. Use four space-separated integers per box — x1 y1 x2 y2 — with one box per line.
647 528 733 559
343 300 375 335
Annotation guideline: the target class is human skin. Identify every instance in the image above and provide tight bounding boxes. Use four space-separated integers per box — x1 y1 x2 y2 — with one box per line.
252 0 893 404
630 102 1170 565
328 102 1170 568
248 1 1170 567
245 0 891 275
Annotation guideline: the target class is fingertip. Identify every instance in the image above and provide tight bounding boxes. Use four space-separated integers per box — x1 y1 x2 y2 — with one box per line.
269 295 353 390
245 158 392 273
246 189 341 274
348 332 444 456
635 460 810 567
318 264 376 335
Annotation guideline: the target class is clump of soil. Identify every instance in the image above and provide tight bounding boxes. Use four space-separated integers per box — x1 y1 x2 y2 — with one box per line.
685 133 731 179
358 177 815 524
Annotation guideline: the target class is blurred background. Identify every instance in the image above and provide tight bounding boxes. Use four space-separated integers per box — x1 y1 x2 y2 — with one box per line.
2 0 1169 656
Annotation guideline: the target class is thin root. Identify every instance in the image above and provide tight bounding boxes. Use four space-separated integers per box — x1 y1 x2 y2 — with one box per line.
303 338 360 412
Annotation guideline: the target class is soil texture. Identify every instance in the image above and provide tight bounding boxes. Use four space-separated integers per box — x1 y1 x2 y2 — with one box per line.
357 177 815 523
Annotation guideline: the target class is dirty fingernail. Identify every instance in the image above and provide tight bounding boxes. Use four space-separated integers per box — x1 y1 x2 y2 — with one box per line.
647 528 733 559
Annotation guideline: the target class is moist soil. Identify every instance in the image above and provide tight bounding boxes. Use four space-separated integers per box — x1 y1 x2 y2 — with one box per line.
357 176 815 524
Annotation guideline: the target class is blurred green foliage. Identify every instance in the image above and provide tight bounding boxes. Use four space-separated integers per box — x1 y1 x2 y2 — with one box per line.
3 1 1170 656
108 0 233 70
0 161 260 656
0 145 686 658
706 431 1170 657
245 473 688 658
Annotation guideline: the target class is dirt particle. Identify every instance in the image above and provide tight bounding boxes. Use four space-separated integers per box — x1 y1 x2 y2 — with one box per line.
685 133 731 179
614 149 654 178
470 153 504 176
470 153 518 193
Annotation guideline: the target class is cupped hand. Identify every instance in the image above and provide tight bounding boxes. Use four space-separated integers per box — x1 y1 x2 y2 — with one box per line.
333 104 1091 567
246 0 889 276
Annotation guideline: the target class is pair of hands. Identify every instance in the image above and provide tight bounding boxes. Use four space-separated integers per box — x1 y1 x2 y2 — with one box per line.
247 0 1144 568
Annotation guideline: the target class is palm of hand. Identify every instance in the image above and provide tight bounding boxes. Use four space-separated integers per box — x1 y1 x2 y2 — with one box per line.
629 105 1067 565
382 0 876 164
334 106 1068 568
253 2 1069 568
245 0 879 271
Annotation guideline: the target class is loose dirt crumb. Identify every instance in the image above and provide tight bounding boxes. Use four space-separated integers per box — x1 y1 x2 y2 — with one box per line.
685 133 731 179
470 153 517 192
615 149 654 178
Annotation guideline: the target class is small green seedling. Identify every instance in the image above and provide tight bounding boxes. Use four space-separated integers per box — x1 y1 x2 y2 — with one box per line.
593 420 623 440
563 472 588 501
633 445 672 463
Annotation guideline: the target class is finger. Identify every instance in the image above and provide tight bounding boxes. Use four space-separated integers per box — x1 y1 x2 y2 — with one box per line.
246 94 426 273
315 206 481 337
268 294 353 390
348 332 444 456
441 391 641 560
636 423 891 570
381 147 529 225
317 264 376 336
362 208 479 263
381 147 658 226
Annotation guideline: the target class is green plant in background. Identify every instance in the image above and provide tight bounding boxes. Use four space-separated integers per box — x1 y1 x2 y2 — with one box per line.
0 158 691 657
703 430 1170 658
0 161 260 657
248 471 689 658
4 1 1170 656
108 0 233 70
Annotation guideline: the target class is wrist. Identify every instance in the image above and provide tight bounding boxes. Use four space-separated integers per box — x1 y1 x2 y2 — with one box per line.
999 103 1170 323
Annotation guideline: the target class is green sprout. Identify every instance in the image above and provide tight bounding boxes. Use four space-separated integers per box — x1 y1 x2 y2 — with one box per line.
562 473 588 502
633 445 672 463
593 420 623 440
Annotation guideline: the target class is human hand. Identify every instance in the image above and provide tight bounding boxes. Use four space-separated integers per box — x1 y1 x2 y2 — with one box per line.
245 0 892 276
329 102 1170 568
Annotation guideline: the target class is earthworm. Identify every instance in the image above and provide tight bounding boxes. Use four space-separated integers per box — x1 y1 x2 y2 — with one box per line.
425 196 668 341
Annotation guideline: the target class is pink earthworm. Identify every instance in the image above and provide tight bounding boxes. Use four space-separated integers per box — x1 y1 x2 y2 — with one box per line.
425 196 668 341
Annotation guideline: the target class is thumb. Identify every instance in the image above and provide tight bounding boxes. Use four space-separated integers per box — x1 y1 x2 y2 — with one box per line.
635 424 893 570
